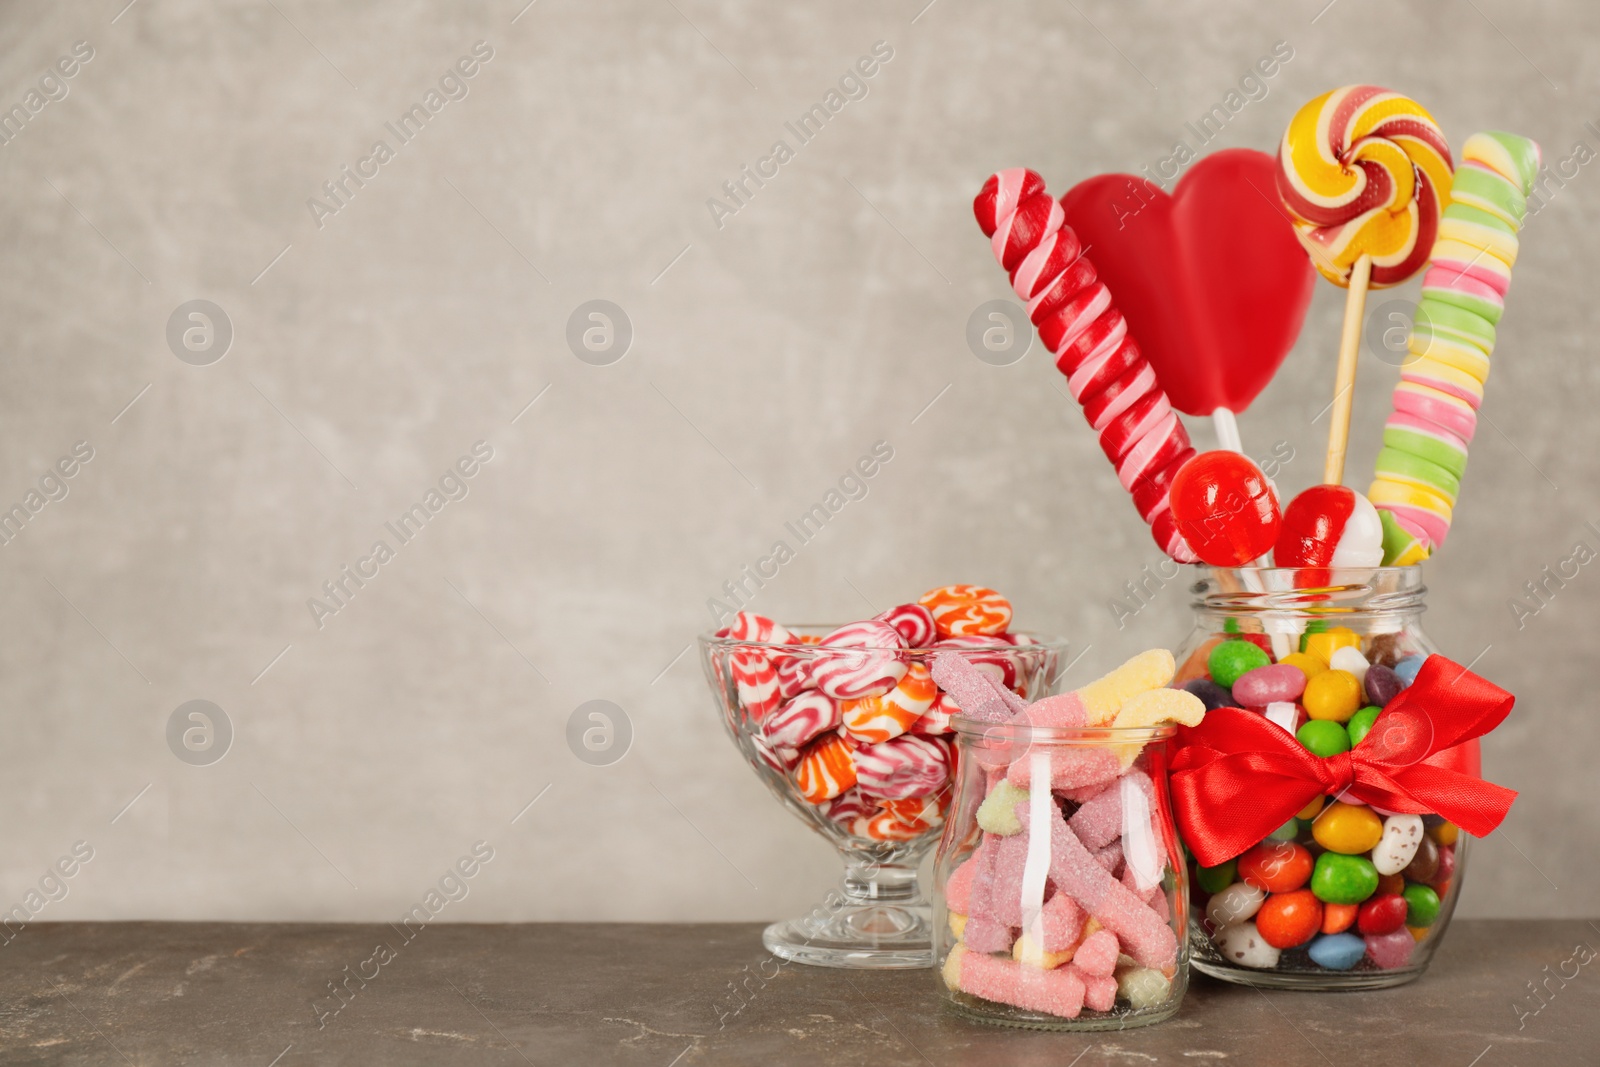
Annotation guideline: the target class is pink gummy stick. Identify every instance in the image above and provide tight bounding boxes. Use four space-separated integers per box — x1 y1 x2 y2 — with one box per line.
957 949 1086 1018
1038 890 1087 953
1021 805 1178 972
930 653 1018 723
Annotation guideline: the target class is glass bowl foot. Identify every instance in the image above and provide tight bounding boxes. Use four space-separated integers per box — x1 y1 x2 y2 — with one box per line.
763 903 933 969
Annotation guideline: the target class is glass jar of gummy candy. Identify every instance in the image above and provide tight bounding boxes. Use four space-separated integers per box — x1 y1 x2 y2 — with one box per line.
1173 566 1470 990
933 719 1189 1029
700 626 1067 969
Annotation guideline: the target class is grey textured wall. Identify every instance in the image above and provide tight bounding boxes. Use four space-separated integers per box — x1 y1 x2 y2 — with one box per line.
0 0 1592 926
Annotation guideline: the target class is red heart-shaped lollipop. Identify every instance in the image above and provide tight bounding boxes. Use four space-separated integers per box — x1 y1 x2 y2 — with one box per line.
1059 149 1315 417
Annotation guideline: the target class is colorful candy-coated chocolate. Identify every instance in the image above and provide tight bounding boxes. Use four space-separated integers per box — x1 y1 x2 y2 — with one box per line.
1308 932 1367 970
1320 902 1358 935
1232 664 1307 705
1302 626 1360 663
1277 651 1327 680
1401 835 1441 883
1275 485 1385 568
1394 655 1425 687
1364 664 1403 707
1275 86 1453 288
1208 640 1270 689
1298 796 1326 820
1167 450 1283 566
1356 892 1409 936
1196 859 1237 895
1328 646 1370 686
1303 669 1363 723
1213 921 1281 969
852 734 951 799
918 584 1013 638
1255 889 1323 949
1181 678 1240 710
1297 719 1351 758
1313 802 1385 854
811 620 907 700
1237 841 1313 894
1428 819 1460 847
1310 851 1380 904
1364 926 1416 969
794 732 857 804
841 662 936 744
1371 814 1426 876
1347 706 1381 747
1433 844 1457 888
875 603 938 648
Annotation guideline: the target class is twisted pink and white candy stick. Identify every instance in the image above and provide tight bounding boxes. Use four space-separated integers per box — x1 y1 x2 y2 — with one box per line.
976 169 1197 562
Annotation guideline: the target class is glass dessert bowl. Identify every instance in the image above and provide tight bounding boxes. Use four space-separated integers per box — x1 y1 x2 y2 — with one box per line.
699 624 1066 968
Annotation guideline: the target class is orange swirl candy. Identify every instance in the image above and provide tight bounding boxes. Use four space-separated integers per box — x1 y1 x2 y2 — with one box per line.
1275 85 1453 288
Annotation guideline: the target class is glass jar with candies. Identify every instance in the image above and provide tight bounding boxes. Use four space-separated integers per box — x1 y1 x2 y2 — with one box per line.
933 717 1189 1029
1173 566 1468 990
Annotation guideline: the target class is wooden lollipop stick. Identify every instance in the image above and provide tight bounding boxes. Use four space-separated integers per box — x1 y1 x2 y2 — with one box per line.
1323 253 1372 485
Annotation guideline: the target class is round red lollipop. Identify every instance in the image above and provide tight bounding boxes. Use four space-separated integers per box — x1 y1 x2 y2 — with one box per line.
1168 451 1281 567
1274 485 1385 568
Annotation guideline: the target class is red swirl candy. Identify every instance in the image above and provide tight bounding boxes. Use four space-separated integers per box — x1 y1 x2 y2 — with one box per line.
976 168 1197 562
811 620 907 700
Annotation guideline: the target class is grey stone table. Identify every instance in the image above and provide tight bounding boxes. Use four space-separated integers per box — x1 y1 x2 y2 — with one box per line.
0 921 1594 1065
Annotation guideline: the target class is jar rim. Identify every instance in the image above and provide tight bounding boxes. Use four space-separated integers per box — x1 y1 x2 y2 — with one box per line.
951 717 1175 744
1190 564 1427 613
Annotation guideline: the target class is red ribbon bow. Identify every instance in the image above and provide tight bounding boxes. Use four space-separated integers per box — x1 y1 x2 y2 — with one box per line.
1170 654 1517 867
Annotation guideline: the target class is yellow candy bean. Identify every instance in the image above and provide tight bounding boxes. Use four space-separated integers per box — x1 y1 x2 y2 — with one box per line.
1297 796 1326 820
1312 802 1384 854
1429 820 1460 846
1408 925 1430 942
1279 651 1327 680
1303 669 1363 723
1304 627 1361 665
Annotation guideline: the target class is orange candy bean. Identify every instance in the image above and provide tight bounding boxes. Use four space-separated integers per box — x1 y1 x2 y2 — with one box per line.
1256 890 1324 949
1236 841 1313 894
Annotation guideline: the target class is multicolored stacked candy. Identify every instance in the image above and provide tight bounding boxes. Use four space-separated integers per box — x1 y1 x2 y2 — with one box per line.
938 649 1205 1021
716 584 1033 843
1177 627 1461 973
1369 131 1542 563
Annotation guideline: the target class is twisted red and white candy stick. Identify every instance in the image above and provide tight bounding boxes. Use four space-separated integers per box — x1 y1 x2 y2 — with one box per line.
975 169 1197 562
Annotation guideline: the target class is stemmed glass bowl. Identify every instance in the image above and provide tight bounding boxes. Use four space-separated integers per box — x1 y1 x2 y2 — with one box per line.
699 625 1066 968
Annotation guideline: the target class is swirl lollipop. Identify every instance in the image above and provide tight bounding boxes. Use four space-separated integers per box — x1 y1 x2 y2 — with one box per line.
1276 85 1452 487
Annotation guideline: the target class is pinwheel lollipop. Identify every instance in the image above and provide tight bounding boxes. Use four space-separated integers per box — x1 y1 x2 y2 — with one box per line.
1276 86 1453 486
